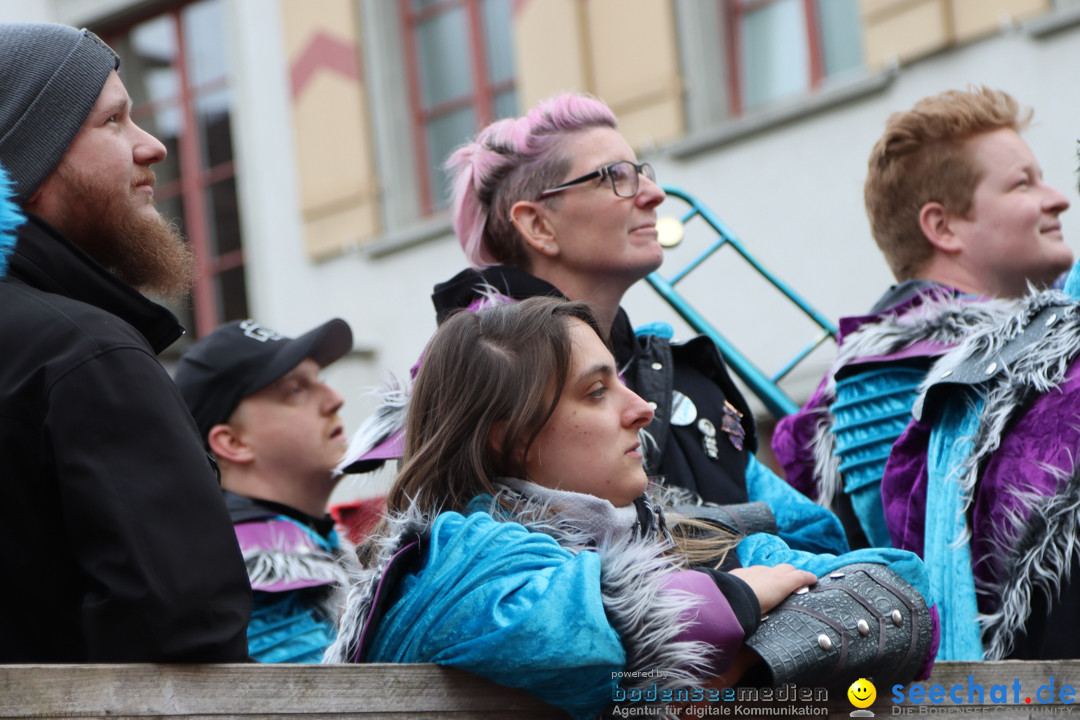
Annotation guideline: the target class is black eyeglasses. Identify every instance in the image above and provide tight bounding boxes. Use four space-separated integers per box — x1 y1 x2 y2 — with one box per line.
538 160 656 199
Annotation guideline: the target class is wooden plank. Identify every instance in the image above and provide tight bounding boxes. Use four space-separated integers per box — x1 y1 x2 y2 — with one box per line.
0 664 571 718
4 661 1078 719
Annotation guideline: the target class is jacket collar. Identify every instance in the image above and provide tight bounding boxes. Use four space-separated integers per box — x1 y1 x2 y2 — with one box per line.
431 264 636 364
7 214 184 354
224 489 337 540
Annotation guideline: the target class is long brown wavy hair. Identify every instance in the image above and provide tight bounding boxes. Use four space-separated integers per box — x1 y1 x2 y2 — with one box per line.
386 296 599 516
376 296 739 568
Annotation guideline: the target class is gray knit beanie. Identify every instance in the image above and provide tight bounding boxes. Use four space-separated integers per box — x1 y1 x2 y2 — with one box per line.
0 23 120 204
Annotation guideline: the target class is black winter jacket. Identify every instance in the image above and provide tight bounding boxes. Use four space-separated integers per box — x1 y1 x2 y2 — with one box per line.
0 215 252 662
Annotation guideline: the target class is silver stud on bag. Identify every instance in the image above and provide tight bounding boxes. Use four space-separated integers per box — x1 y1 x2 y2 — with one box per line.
829 571 845 579
985 362 998 375
795 586 810 595
891 609 903 627
818 634 833 651
857 619 870 636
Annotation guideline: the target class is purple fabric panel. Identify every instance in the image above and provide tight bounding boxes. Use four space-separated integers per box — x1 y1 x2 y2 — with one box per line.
880 418 932 558
359 427 405 462
772 378 831 500
915 605 941 681
660 570 745 674
233 520 331 592
353 540 420 663
971 360 1080 599
836 286 962 342
841 338 953 369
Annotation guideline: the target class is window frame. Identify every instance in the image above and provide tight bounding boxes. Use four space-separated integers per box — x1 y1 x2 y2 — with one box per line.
725 0 836 116
399 0 516 215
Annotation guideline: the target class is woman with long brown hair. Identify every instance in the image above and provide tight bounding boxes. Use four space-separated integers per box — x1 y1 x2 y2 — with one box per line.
327 298 937 719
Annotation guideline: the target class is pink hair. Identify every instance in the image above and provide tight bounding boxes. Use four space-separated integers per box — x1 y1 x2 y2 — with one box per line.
446 93 617 269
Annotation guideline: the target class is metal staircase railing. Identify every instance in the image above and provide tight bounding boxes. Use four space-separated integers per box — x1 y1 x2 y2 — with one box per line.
646 186 838 418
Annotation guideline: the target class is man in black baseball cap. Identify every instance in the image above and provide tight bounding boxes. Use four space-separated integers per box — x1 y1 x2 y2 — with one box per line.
174 317 356 663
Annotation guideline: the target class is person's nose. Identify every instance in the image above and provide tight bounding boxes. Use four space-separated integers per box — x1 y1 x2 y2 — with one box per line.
132 122 167 166
636 173 665 209
321 382 345 416
623 387 655 429
1043 180 1070 216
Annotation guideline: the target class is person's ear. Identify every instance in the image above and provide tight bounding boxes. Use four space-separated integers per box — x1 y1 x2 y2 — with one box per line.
918 201 964 253
487 419 507 457
207 423 255 464
510 200 559 259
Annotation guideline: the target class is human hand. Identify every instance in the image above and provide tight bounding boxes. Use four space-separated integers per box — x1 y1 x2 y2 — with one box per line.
729 563 817 614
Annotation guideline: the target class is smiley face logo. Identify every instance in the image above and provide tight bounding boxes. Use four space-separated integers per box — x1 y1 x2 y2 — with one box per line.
848 678 876 709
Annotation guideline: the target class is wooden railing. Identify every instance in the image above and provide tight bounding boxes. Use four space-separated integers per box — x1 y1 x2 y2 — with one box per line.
3 660 1078 719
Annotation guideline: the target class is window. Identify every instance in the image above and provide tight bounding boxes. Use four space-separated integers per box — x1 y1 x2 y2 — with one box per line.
726 0 863 114
401 0 517 214
98 0 247 339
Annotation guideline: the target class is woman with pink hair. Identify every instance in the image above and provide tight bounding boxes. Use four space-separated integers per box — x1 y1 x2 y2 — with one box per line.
417 93 845 555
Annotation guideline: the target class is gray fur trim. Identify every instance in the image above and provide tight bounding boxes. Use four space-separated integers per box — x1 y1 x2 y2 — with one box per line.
324 488 722 691
337 375 410 474
808 296 1020 508
650 483 776 536
979 464 1080 659
490 486 718 688
244 546 355 622
917 291 1080 659
322 502 427 664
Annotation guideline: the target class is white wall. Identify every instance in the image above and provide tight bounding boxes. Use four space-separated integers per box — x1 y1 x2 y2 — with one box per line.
3 0 55 21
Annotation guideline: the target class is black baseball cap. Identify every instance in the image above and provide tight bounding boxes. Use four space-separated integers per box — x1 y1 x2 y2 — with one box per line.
174 318 353 442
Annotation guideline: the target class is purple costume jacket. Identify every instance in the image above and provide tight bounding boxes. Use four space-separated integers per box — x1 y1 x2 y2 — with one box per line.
772 282 975 547
882 291 1080 659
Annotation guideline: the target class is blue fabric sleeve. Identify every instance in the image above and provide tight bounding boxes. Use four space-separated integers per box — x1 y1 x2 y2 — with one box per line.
745 454 850 555
735 532 931 601
366 511 625 720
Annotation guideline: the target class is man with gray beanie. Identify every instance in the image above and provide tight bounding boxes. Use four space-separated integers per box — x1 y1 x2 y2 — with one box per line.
0 23 252 662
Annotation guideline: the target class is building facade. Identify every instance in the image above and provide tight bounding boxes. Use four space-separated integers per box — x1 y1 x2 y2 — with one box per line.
9 0 1080 497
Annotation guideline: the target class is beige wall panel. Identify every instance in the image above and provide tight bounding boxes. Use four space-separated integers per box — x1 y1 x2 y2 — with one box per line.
616 96 684 151
281 0 355 57
293 72 372 212
303 202 379 261
588 0 677 101
282 0 379 257
952 0 1050 42
861 0 926 20
515 0 588 109
863 0 951 68
588 0 684 144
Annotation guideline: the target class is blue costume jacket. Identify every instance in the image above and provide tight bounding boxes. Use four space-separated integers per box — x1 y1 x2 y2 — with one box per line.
227 492 352 663
326 482 936 719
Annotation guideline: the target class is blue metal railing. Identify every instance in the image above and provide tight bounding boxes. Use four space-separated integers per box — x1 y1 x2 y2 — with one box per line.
646 186 838 418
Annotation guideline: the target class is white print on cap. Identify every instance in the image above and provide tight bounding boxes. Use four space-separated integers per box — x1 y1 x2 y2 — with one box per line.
240 319 284 343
